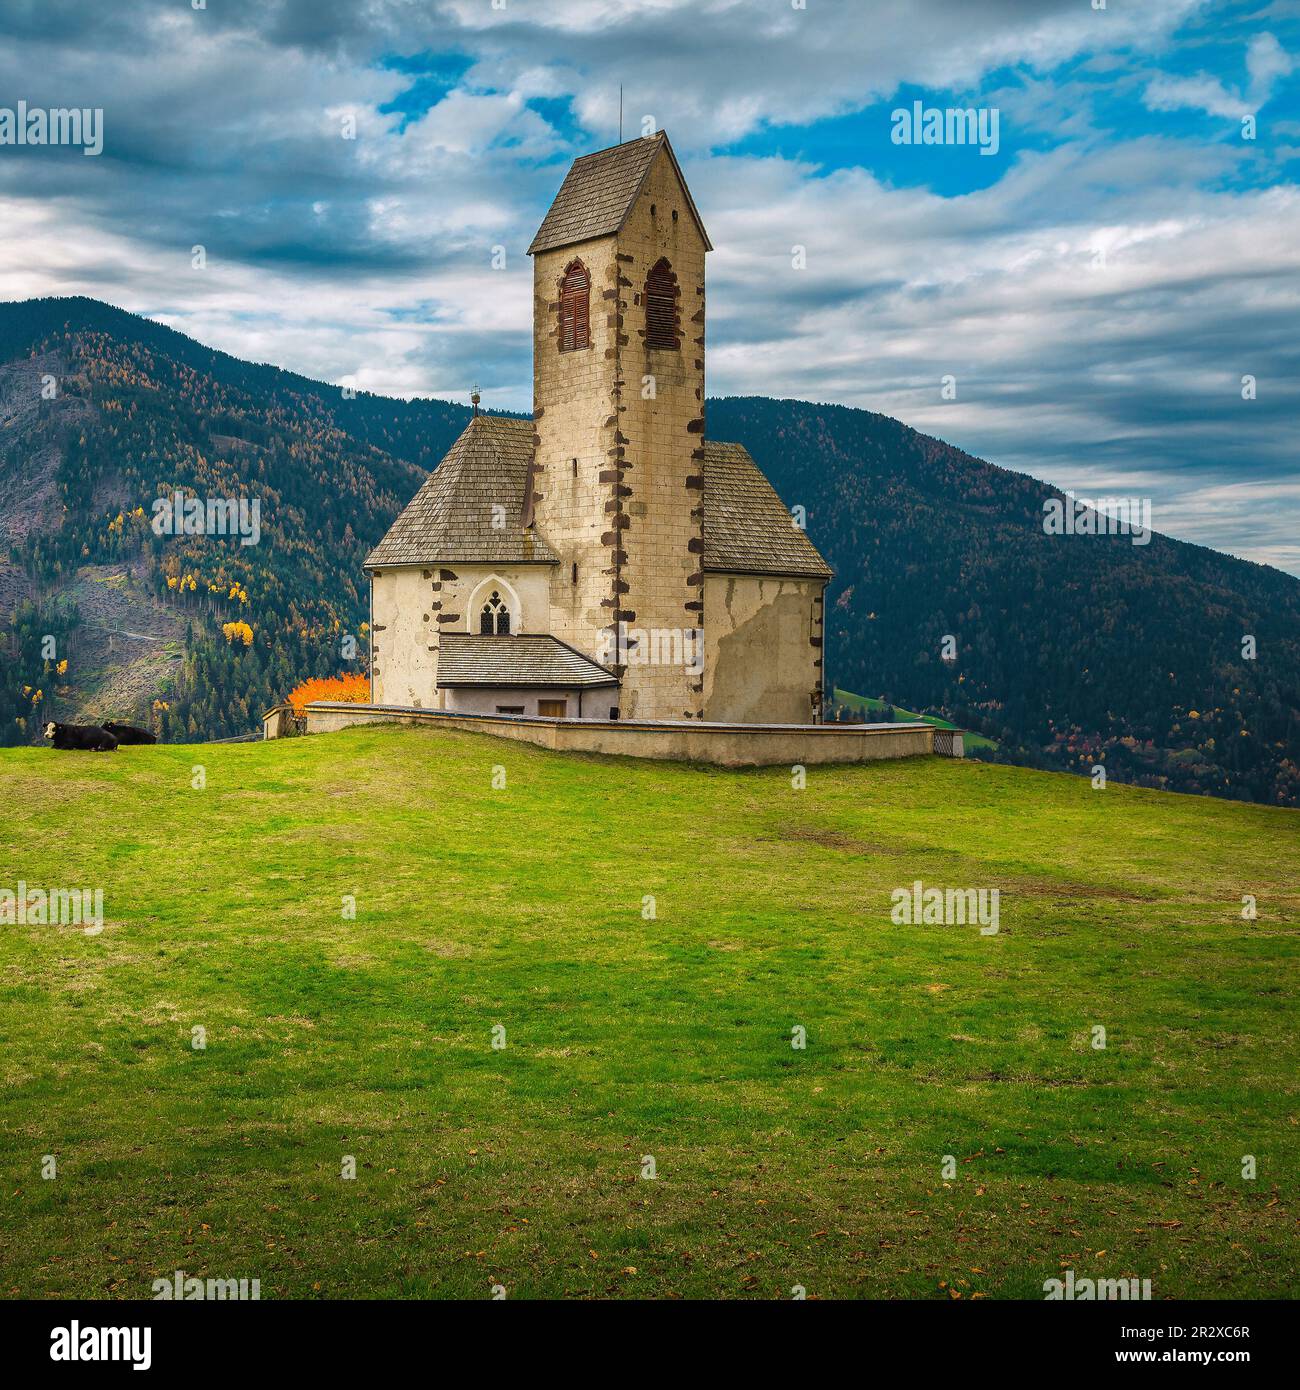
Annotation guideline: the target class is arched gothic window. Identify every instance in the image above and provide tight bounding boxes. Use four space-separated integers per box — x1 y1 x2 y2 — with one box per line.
479 590 511 635
559 260 590 352
644 258 678 349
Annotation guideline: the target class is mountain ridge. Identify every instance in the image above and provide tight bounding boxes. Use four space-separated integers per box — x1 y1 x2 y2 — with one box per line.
2 296 1296 803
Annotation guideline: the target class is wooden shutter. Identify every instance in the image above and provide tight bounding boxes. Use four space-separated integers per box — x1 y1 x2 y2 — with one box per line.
645 259 677 349
559 261 589 352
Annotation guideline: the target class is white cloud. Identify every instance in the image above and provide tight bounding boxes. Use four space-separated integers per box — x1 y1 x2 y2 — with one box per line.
0 0 1296 571
1144 31 1292 119
1246 31 1294 100
698 146 1300 570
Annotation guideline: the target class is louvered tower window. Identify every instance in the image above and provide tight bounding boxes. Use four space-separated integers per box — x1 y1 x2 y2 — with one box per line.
644 258 678 349
558 260 590 352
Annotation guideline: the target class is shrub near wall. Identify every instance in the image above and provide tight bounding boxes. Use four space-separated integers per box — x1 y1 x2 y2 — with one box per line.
286 672 369 718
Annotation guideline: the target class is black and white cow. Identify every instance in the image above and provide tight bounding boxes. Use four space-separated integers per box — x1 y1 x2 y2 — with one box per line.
43 721 119 752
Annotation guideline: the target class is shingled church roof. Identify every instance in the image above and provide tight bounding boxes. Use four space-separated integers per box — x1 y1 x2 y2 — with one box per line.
364 414 556 567
437 634 619 689
527 131 712 256
700 441 834 580
367 417 832 581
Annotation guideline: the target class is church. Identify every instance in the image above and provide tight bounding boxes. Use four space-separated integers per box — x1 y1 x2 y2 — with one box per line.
365 131 832 725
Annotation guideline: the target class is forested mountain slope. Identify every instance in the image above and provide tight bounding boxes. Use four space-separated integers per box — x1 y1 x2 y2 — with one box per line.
2 299 1296 803
710 397 1300 806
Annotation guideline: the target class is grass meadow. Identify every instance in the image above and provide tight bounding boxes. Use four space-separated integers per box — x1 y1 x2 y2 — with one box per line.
1 725 1297 1299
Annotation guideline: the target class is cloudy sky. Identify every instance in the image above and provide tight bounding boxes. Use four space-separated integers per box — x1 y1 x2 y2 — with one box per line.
2 0 1297 573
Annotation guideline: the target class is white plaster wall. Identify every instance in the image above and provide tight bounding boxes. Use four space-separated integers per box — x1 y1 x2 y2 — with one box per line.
444 564 553 635
370 567 438 708
444 686 619 718
370 563 558 711
702 573 824 725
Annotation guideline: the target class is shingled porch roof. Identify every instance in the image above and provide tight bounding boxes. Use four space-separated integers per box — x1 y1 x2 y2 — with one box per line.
437 635 619 689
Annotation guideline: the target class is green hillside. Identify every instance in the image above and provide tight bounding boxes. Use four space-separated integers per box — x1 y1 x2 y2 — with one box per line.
710 396 1300 806
832 686 999 752
0 297 472 745
2 728 1296 1299
2 300 1297 805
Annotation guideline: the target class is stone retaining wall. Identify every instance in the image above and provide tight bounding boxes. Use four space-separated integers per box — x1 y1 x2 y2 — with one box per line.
304 701 936 768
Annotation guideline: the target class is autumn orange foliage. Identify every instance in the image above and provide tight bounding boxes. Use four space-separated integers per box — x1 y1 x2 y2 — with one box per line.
286 672 370 717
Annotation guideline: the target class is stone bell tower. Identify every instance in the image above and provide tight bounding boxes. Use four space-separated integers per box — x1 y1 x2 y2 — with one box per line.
527 131 711 721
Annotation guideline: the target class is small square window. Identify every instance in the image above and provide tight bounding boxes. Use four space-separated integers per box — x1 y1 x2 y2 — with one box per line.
495 705 524 715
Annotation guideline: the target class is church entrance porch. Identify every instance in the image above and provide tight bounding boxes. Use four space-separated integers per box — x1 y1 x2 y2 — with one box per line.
441 686 619 721
435 633 619 721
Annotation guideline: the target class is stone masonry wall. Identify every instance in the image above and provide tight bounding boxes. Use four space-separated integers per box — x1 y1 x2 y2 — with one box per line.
614 151 708 720
531 145 707 720
532 235 621 686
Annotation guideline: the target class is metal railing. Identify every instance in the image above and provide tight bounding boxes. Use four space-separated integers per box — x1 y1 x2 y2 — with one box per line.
932 729 965 758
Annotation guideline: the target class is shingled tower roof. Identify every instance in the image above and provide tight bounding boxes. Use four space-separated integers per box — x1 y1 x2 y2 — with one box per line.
364 415 556 568
527 131 712 256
